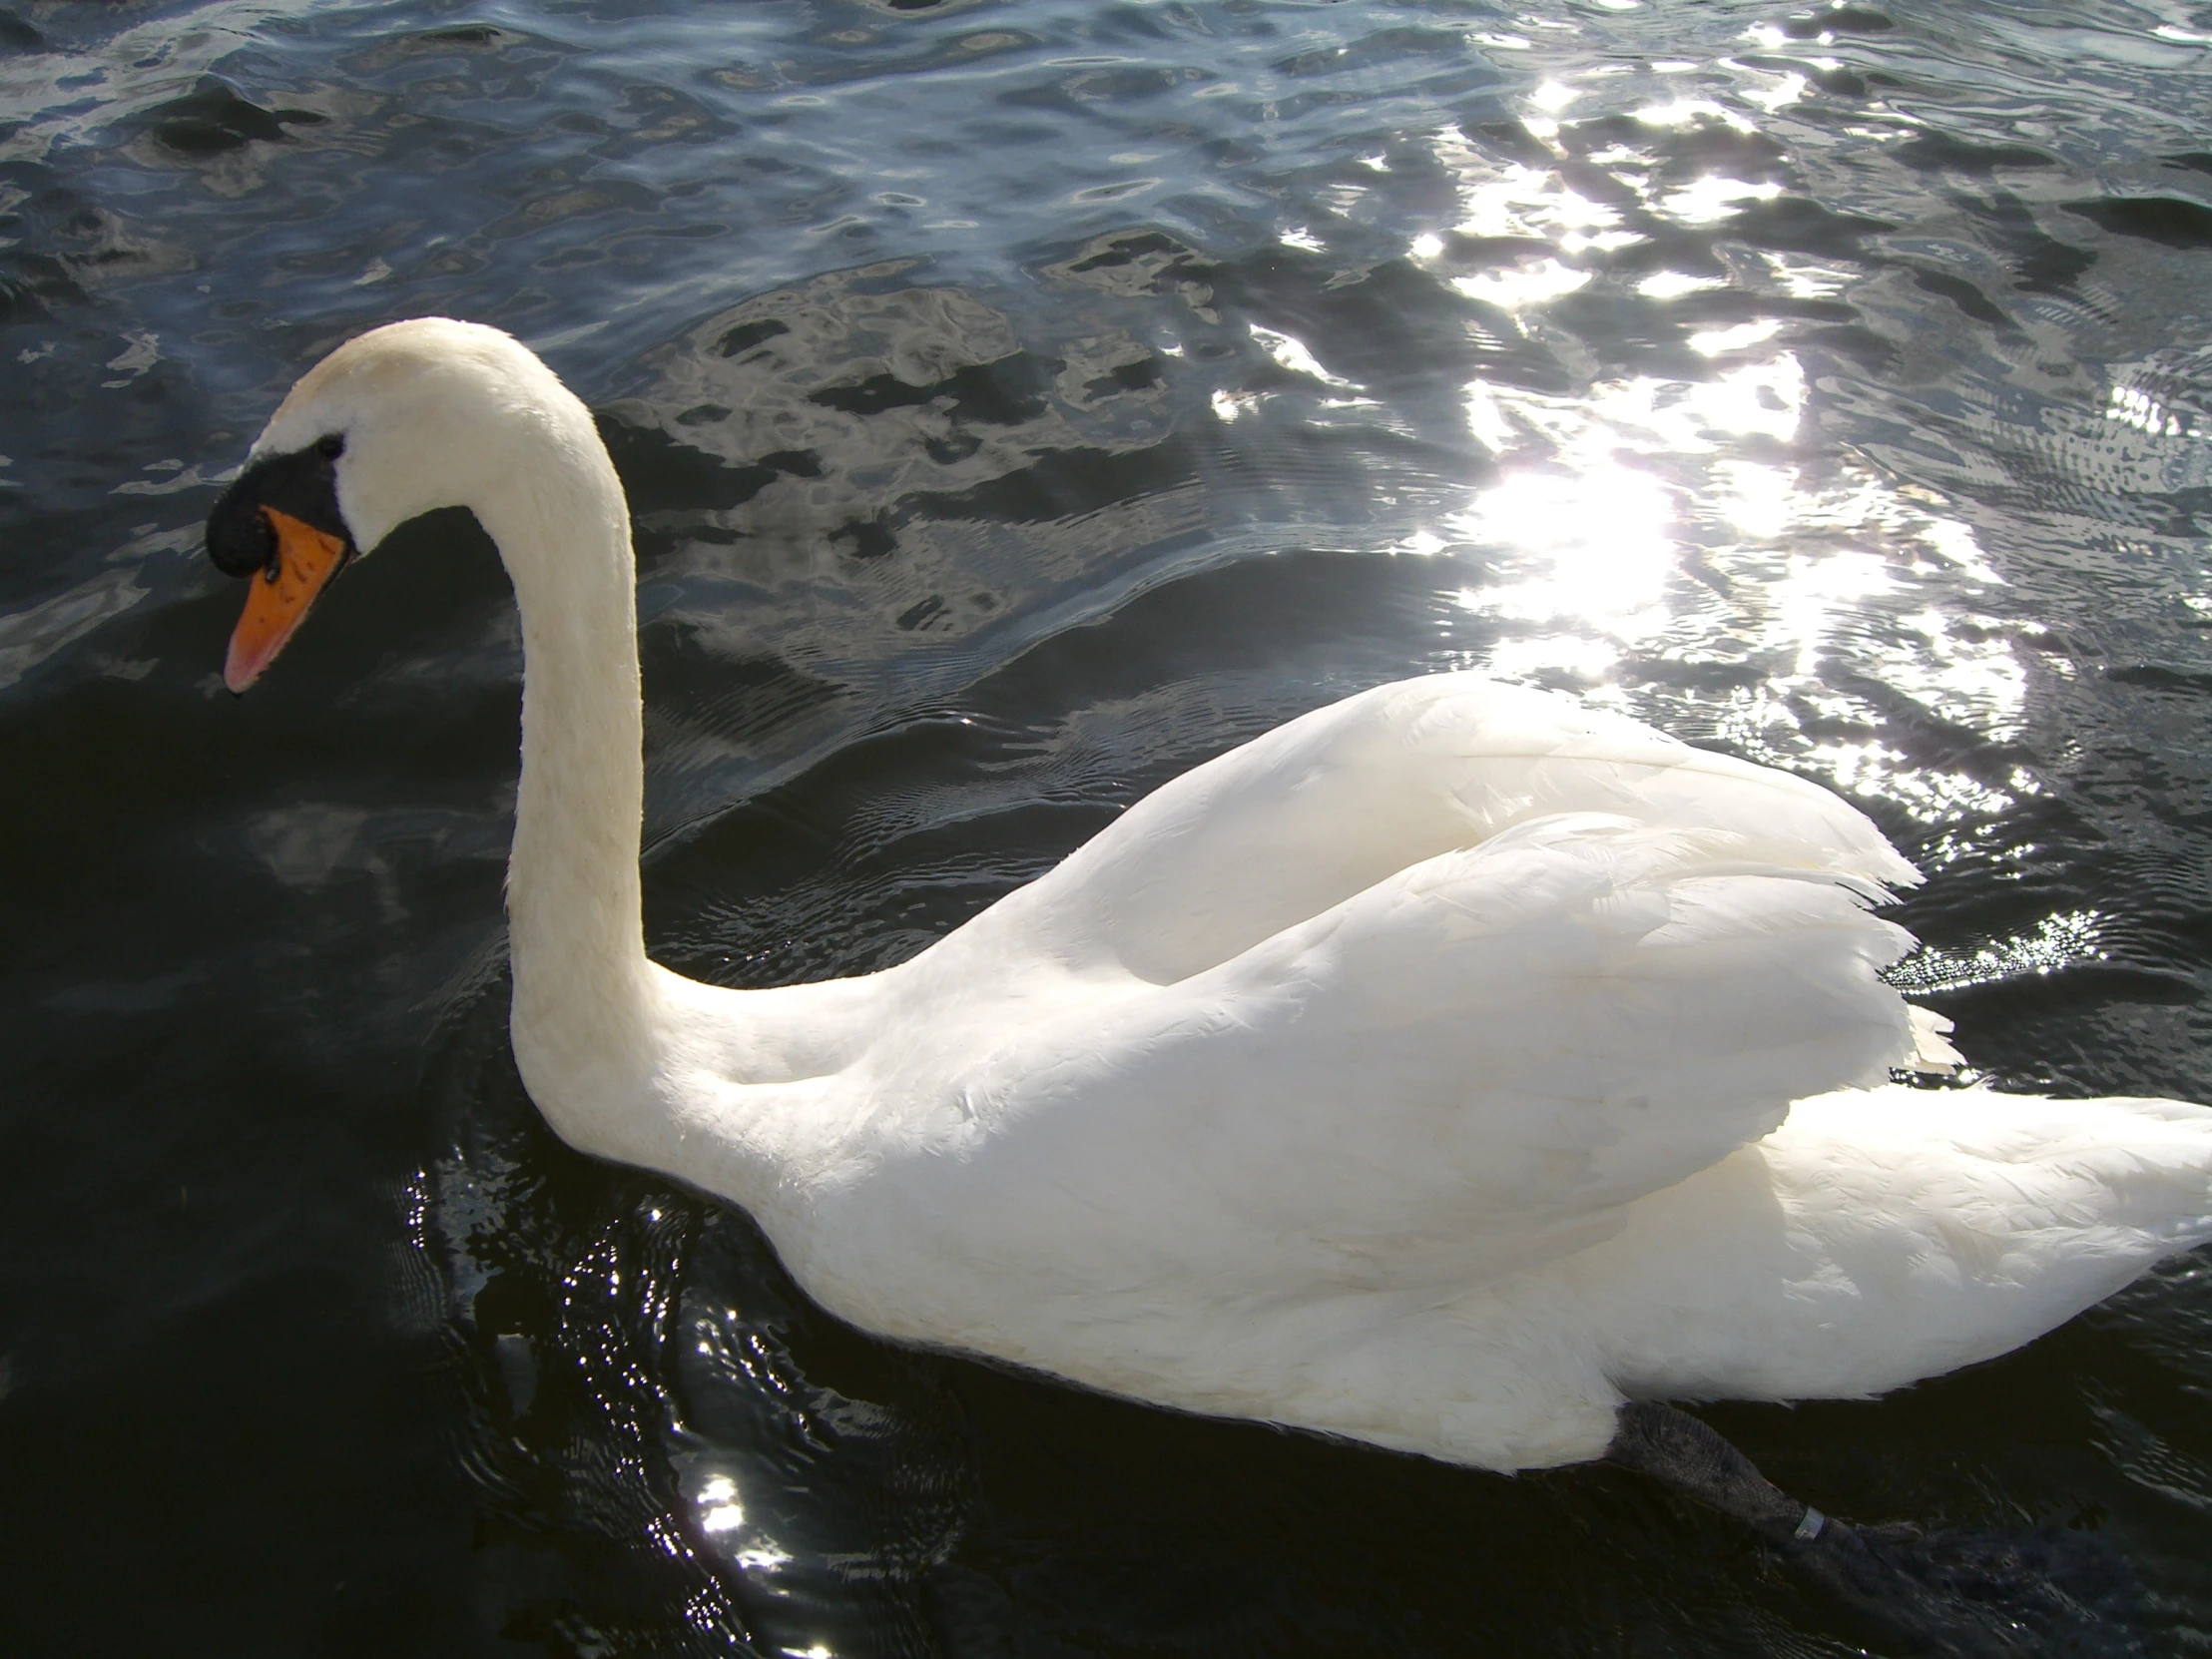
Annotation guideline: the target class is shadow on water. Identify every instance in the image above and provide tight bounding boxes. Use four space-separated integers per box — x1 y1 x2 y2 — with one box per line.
3 0 2212 1653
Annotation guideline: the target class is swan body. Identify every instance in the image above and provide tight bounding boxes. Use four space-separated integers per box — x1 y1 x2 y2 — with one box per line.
211 317 2212 1474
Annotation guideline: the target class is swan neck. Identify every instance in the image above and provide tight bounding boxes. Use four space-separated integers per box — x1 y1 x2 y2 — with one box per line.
486 429 657 1152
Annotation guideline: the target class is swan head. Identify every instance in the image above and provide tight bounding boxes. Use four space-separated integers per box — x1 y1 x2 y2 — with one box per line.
205 316 592 692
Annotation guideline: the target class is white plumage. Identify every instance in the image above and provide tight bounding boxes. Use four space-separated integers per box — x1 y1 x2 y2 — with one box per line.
230 317 2212 1475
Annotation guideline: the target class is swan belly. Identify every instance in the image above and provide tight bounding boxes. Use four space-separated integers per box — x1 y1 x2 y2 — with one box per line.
779 1187 1636 1472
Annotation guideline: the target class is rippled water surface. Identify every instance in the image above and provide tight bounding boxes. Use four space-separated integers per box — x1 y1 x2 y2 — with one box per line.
6 0 2212 1652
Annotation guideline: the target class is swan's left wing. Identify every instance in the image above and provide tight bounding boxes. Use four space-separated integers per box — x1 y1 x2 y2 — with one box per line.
944 814 1918 1297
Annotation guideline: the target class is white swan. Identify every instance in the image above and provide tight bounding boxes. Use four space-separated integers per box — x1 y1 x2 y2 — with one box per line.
208 317 2212 1486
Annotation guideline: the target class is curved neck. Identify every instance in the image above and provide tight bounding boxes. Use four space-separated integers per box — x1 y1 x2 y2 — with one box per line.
479 423 659 1157
466 377 884 1191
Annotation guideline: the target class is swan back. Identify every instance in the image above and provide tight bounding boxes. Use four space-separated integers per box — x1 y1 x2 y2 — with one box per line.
946 673 1918 986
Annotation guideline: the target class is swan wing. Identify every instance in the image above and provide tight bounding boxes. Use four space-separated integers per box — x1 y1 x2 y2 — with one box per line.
937 815 1918 1300
971 673 1918 986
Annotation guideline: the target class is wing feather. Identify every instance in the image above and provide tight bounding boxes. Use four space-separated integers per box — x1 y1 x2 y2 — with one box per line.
973 674 1917 985
956 814 1918 1297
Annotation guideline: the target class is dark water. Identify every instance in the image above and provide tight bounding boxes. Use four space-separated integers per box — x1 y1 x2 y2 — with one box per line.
4 0 2212 1651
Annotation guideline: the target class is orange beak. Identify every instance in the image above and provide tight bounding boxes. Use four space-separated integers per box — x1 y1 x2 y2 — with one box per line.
225 507 348 693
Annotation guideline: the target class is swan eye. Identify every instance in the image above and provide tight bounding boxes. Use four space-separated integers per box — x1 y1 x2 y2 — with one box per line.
315 433 344 460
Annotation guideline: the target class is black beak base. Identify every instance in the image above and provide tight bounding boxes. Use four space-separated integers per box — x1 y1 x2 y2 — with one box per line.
206 436 351 578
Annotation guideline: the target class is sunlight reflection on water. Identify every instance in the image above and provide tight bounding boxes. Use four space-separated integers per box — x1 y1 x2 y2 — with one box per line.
1371 71 2058 834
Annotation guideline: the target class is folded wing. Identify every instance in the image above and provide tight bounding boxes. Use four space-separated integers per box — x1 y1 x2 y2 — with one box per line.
957 814 1920 1300
980 673 1919 987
